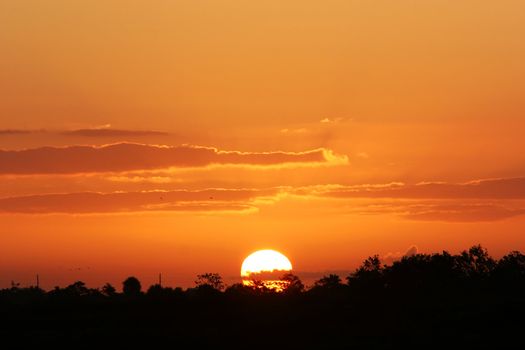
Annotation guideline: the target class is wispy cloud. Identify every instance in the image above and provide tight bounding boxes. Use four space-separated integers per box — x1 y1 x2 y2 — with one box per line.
333 199 525 222
0 143 348 175
309 177 525 200
399 202 525 222
320 117 347 124
62 128 169 137
291 178 525 222
0 188 279 214
280 128 309 134
0 127 168 138
0 129 43 135
383 245 419 265
2 176 524 221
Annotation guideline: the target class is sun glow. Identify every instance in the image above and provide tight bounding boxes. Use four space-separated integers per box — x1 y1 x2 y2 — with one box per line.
241 250 292 290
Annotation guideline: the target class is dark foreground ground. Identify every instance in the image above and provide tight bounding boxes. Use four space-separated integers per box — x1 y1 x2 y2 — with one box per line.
2 246 525 348
2 290 525 349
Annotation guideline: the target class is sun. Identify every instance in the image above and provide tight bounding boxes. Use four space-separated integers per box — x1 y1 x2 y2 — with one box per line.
241 249 292 290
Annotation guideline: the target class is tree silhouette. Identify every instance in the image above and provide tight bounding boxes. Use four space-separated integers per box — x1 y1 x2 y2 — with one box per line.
347 255 384 293
146 284 181 299
456 244 496 278
122 276 142 296
493 251 525 292
101 283 116 297
195 273 224 291
314 274 343 288
496 251 525 276
2 244 525 348
65 281 91 296
225 283 259 297
310 274 347 299
385 252 457 292
249 279 270 292
280 273 304 294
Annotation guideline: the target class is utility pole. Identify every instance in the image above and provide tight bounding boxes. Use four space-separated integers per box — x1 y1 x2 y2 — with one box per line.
159 273 162 287
36 274 40 289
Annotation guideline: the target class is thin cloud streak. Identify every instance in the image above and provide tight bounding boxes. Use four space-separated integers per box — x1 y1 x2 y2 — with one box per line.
62 129 169 137
0 128 169 137
399 203 525 222
307 177 525 200
0 129 43 135
0 188 278 214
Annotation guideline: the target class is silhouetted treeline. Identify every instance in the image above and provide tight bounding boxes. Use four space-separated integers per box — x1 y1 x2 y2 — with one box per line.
2 245 525 348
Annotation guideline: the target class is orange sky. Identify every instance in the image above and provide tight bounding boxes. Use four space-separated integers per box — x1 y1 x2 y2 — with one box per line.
1 1 525 290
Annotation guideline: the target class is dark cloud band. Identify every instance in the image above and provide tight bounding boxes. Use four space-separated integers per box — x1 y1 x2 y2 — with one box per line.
0 143 338 175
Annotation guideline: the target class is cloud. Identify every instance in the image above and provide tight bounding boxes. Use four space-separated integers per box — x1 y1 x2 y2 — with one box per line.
356 152 370 159
314 177 525 200
0 143 347 175
106 175 181 184
291 178 525 222
404 245 418 257
0 188 279 214
2 173 523 221
338 199 525 222
383 245 419 265
399 203 525 222
320 117 346 124
0 129 41 135
62 128 169 137
280 128 308 134
0 127 169 138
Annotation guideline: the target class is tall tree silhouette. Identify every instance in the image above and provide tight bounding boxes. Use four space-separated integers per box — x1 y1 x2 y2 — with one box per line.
122 276 142 296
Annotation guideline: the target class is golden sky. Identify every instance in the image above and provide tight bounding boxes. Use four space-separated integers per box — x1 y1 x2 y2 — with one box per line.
1 1 525 289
